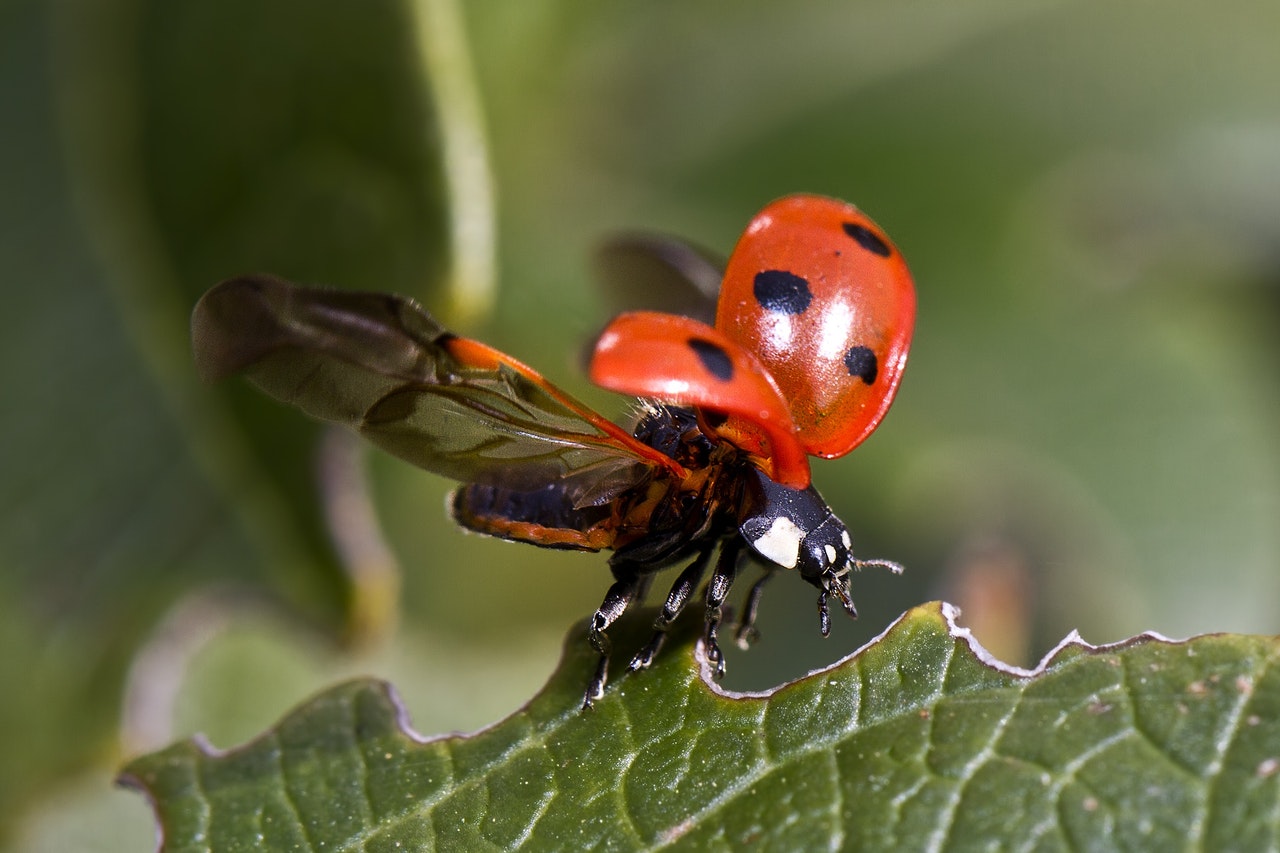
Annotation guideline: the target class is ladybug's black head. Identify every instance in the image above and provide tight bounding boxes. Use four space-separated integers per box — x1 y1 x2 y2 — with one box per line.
738 471 853 584
739 470 903 632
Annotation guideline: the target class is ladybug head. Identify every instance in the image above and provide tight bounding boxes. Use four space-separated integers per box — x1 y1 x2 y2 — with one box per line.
738 471 853 583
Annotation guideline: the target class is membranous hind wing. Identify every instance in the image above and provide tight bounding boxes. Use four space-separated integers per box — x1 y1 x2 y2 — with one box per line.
192 275 682 506
593 234 724 325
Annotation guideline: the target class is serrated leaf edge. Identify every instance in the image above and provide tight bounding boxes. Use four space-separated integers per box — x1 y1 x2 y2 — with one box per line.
698 600 1193 700
120 600 1201 775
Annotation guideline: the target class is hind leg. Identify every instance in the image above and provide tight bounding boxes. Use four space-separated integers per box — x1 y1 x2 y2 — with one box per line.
583 562 651 709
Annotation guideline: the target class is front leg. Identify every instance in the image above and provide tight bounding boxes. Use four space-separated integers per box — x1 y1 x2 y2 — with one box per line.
816 570 858 638
703 538 744 680
734 568 774 650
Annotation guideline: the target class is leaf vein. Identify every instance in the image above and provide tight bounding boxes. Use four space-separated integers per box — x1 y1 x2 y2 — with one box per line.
272 731 320 852
512 788 556 849
1187 647 1279 849
652 637 964 851
921 658 1016 853
613 695 648 847
192 740 216 853
1119 656 1206 783
825 748 845 852
1017 727 1135 853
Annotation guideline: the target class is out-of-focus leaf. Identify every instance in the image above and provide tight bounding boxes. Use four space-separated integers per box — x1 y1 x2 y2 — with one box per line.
0 0 464 837
52 0 455 636
122 602 1280 850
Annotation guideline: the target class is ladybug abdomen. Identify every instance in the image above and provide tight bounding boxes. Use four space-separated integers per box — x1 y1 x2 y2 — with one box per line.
450 483 619 551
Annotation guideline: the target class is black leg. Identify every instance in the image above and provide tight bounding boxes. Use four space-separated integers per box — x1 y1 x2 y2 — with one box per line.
734 568 774 650
817 588 832 637
584 563 644 709
703 539 743 680
630 544 714 672
816 572 858 639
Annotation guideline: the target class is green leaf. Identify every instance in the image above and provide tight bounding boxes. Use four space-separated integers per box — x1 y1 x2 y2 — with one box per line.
120 602 1280 850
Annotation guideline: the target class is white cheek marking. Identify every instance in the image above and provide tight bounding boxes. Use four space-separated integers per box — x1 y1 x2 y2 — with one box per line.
751 517 803 569
824 544 838 564
841 529 852 549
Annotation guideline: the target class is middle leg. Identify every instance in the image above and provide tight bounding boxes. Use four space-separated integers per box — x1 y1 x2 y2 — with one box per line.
629 543 716 672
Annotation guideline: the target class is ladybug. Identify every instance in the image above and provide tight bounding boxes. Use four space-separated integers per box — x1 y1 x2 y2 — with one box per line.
191 194 916 708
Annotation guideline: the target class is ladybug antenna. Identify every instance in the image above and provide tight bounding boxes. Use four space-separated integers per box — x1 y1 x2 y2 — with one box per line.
817 557 905 633
854 557 906 576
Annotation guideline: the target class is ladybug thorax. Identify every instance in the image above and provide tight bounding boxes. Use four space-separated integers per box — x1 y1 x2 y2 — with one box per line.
613 405 749 547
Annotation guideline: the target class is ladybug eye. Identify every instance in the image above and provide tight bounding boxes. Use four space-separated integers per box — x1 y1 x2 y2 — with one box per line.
841 221 892 258
688 337 734 381
752 270 812 315
843 345 878 385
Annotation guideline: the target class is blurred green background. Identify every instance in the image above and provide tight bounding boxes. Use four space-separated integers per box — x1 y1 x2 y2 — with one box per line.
4 0 1279 848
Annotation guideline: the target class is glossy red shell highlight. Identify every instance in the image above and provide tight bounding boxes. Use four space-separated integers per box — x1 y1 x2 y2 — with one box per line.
716 195 916 459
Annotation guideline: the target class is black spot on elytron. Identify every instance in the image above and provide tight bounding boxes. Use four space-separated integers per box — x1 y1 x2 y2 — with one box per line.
842 222 892 257
753 270 812 314
689 338 734 381
845 346 878 384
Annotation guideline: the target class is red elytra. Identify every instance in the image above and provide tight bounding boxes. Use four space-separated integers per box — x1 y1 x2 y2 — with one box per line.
589 311 808 488
591 194 916 488
717 194 916 460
